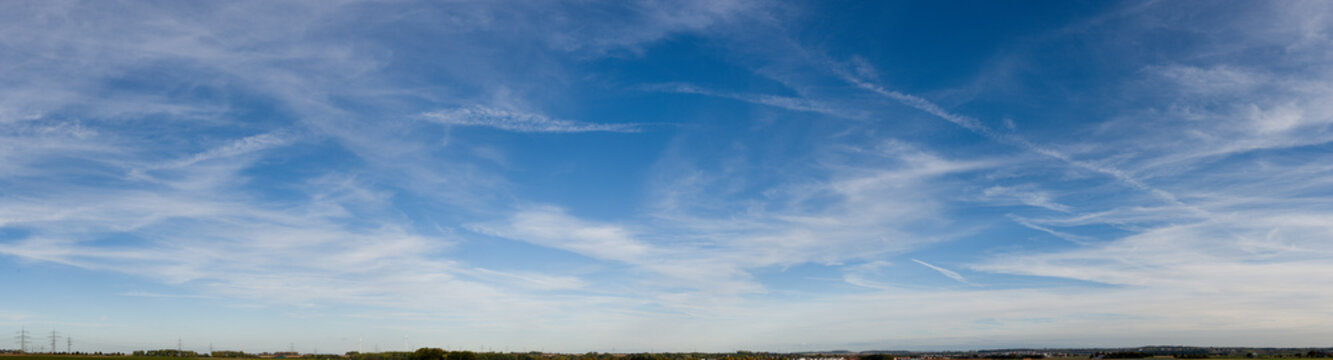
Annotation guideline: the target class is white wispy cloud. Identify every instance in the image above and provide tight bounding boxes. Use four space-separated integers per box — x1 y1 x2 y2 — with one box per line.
539 0 760 54
469 206 656 262
982 185 1072 212
464 267 589 291
470 206 765 296
421 106 642 133
117 291 212 299
842 260 895 290
1006 215 1096 246
647 83 862 119
159 131 294 170
836 66 1195 211
911 259 973 285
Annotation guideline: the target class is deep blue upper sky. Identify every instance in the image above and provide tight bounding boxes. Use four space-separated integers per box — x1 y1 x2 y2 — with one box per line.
2 0 1333 353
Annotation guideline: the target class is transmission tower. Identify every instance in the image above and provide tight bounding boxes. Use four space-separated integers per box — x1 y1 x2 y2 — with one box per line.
67 336 72 353
48 329 60 354
14 326 31 353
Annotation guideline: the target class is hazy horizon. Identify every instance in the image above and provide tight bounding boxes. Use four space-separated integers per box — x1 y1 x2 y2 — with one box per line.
3 0 1332 354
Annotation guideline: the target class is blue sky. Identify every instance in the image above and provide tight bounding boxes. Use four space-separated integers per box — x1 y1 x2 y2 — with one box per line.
3 0 1333 354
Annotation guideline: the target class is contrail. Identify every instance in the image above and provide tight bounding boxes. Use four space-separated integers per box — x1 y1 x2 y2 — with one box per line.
836 66 1206 217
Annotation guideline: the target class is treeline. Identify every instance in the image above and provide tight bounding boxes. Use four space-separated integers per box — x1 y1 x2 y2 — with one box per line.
406 349 478 360
110 348 1333 360
0 351 126 355
1096 352 1151 359
119 350 842 360
347 349 483 360
212 351 258 358
406 350 839 360
135 350 204 357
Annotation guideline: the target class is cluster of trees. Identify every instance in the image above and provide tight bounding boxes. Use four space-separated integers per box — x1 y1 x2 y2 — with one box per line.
1096 352 1151 359
1 351 123 356
107 347 1333 360
134 349 204 357
982 355 1047 359
934 353 1047 359
397 349 839 360
410 349 479 360
212 351 258 358
305 354 354 360
347 351 414 360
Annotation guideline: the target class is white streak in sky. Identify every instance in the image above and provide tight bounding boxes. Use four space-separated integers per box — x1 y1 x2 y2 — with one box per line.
118 291 212 299
1007 214 1095 246
648 82 860 119
912 258 974 285
421 106 641 133
836 69 1197 211
159 132 292 170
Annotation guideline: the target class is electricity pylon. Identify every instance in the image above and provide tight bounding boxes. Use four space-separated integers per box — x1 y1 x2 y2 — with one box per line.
47 330 60 354
14 326 31 353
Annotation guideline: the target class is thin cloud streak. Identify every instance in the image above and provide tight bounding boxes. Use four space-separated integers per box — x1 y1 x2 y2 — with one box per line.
835 69 1195 210
422 106 643 133
647 82 862 119
911 259 974 286
117 291 212 299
